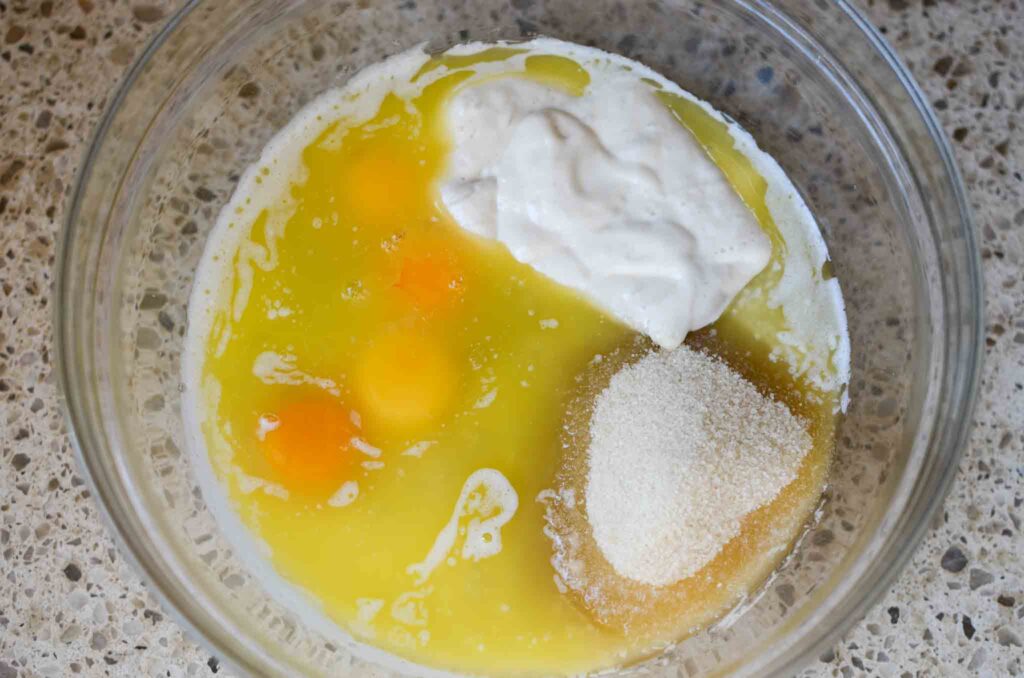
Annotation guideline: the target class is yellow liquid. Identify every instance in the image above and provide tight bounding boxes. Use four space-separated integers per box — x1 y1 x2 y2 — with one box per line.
196 48 838 676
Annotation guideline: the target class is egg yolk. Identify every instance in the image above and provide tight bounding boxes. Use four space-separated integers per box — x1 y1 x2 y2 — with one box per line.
394 251 464 313
356 331 457 430
261 398 357 494
340 142 429 228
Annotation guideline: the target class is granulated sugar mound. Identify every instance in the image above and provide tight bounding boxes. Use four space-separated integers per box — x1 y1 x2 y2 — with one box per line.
585 345 811 587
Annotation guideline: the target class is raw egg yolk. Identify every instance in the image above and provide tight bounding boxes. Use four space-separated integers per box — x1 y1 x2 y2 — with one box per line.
341 143 428 228
260 398 356 495
394 252 464 313
356 331 456 431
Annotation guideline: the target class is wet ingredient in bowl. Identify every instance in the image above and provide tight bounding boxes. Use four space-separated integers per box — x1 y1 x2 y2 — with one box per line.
183 38 850 677
441 77 772 348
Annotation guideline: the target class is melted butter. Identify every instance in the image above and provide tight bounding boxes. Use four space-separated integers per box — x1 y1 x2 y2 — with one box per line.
412 47 527 81
659 92 790 345
196 45 839 676
523 54 591 95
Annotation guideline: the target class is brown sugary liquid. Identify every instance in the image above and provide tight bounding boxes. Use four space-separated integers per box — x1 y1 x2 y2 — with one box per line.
545 323 836 643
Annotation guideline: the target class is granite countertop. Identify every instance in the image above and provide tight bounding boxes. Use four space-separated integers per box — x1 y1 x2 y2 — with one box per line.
1 1 1021 676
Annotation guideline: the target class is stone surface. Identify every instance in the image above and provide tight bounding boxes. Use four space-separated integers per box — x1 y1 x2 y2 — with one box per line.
0 1 1020 677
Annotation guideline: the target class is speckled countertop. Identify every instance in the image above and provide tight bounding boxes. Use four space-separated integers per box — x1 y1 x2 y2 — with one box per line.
0 1 1021 676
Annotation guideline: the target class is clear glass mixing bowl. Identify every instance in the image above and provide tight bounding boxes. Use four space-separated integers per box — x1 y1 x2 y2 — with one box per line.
56 1 982 676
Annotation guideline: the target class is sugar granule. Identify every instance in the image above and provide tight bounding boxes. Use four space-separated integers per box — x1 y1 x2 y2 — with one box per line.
585 345 811 586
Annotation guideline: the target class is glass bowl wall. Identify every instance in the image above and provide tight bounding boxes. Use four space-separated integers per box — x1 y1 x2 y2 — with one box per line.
57 1 981 676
